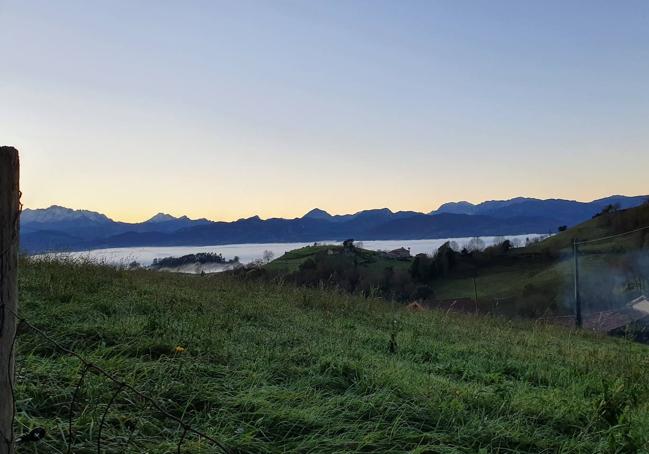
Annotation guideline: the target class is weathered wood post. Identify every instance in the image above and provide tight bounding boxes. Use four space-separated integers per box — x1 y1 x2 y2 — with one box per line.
0 146 19 454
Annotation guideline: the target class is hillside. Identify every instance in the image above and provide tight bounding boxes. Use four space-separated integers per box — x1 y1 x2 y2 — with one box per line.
529 203 649 253
264 244 410 273
259 203 649 318
14 257 649 452
431 203 648 312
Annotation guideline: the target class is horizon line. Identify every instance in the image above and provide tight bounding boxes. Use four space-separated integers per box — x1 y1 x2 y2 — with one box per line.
21 193 648 224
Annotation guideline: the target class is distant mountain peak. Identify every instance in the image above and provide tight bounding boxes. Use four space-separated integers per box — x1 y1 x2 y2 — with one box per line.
432 198 538 215
19 195 649 254
441 201 473 208
146 213 177 223
431 201 476 215
22 205 111 223
350 207 394 216
303 208 333 220
236 215 261 222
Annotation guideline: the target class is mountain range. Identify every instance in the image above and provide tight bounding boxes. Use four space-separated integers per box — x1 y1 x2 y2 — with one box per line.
20 195 648 253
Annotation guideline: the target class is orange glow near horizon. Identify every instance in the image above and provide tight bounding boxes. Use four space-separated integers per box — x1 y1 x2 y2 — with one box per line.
3 1 649 223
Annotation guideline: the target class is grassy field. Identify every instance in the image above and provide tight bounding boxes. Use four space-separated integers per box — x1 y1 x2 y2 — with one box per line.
263 244 598 316
12 256 649 453
265 245 412 274
432 253 645 315
263 245 335 272
263 206 649 317
431 261 562 301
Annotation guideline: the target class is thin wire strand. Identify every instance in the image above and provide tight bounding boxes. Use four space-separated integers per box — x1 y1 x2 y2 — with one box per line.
15 420 63 454
97 383 125 454
177 426 189 454
67 363 91 454
8 308 229 453
576 224 649 245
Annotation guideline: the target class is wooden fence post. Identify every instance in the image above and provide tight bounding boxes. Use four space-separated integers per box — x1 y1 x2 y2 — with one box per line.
0 147 19 454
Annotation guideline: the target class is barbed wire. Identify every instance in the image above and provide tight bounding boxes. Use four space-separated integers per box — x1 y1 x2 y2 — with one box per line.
15 420 62 454
5 307 229 453
0 179 219 453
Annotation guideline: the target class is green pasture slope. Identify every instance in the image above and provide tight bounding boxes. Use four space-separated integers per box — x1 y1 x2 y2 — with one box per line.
14 257 649 453
265 244 411 275
265 204 649 315
267 243 565 308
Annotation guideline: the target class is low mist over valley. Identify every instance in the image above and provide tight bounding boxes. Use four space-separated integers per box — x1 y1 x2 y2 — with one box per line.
3 1 649 451
20 194 647 253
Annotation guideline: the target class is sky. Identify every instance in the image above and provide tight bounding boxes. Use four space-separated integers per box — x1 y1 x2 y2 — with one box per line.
1 0 648 222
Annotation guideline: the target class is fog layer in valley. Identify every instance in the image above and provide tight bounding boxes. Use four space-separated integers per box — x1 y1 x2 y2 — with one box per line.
47 234 545 273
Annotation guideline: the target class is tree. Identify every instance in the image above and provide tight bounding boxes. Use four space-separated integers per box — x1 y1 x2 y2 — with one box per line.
593 203 621 218
251 258 265 267
432 242 456 277
262 250 275 264
558 225 567 232
409 254 430 282
466 237 485 252
498 239 512 253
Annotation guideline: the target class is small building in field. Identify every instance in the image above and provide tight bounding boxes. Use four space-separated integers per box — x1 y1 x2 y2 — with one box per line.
587 297 649 342
543 296 649 343
385 247 411 260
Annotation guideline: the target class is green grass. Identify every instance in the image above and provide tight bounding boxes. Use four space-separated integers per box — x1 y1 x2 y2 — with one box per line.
14 257 649 453
429 252 647 316
434 204 649 308
266 245 411 275
431 262 560 302
528 204 649 254
264 245 335 272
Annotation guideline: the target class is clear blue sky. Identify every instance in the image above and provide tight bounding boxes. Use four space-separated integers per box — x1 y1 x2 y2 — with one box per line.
1 0 647 221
